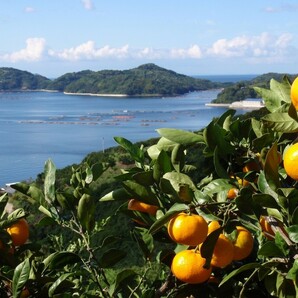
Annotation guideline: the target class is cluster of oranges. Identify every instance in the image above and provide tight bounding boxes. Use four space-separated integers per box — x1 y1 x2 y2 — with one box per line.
167 212 254 284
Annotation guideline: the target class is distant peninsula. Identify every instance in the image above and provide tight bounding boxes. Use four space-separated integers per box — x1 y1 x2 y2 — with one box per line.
0 64 223 96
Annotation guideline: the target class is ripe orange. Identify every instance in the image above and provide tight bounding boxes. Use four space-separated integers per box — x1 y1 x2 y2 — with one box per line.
227 188 238 200
127 199 158 216
167 212 208 246
232 226 254 261
207 220 221 234
206 221 234 268
283 143 298 181
210 234 234 268
290 77 298 110
259 216 274 240
171 249 212 284
7 218 29 246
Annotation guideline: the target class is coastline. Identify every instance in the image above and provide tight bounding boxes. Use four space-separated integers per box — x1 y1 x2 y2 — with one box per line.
206 100 264 110
64 92 128 97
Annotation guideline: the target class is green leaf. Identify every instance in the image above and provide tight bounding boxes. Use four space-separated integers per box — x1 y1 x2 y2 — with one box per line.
12 258 30 298
77 194 95 232
153 150 173 182
85 166 93 184
132 227 154 259
91 162 105 181
48 273 74 297
286 259 298 280
99 187 132 202
203 179 233 196
99 249 126 268
0 193 9 217
114 136 144 163
43 251 82 272
44 159 56 204
286 225 298 243
148 203 188 234
122 181 159 205
262 112 298 133
219 263 260 287
252 193 280 209
108 269 137 297
213 146 229 179
133 170 155 186
258 241 285 258
156 128 205 145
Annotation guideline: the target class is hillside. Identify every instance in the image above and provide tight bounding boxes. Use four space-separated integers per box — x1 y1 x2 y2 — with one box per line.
212 72 298 103
0 67 50 91
47 63 222 96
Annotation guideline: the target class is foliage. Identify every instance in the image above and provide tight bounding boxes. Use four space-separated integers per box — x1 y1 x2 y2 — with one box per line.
0 68 50 90
213 72 298 104
47 63 223 95
1 76 298 297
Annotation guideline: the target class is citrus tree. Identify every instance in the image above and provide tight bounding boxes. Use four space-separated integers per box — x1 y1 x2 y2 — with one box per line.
0 76 297 297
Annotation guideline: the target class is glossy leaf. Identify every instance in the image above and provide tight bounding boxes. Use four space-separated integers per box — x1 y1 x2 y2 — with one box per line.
77 194 95 231
219 263 260 287
108 269 137 297
258 241 285 258
99 248 126 268
286 225 298 243
99 187 132 202
122 181 159 205
262 112 298 133
153 150 173 182
156 128 204 145
114 136 144 163
48 273 74 297
43 251 82 272
44 159 56 204
12 258 30 298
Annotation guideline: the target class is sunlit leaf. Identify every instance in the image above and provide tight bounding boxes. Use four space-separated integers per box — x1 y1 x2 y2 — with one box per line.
44 159 56 204
156 128 204 145
12 258 30 298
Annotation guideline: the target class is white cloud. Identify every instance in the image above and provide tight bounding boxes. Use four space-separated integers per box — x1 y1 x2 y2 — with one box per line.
170 45 202 59
206 32 293 59
0 38 46 62
48 41 130 60
24 7 35 13
81 0 94 11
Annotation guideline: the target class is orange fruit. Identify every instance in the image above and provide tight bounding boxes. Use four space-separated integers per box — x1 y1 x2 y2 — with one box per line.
7 218 29 246
167 212 208 246
128 199 158 216
291 77 298 110
232 226 254 261
284 143 298 180
207 220 221 234
259 216 274 240
171 249 212 284
206 221 234 268
227 188 238 200
210 234 234 268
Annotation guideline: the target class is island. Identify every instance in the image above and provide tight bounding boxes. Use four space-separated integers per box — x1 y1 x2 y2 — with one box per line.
0 64 224 96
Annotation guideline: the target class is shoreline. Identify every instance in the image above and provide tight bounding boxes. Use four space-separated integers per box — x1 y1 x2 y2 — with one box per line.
206 100 264 110
64 92 129 97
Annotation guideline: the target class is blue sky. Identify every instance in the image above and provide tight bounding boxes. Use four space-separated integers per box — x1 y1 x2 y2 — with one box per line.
1 0 298 77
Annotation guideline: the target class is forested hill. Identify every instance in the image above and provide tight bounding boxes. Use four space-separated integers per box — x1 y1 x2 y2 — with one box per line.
212 72 298 103
0 64 223 96
0 67 50 90
46 63 222 96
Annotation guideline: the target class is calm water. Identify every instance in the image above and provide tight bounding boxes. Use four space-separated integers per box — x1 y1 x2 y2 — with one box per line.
0 89 249 186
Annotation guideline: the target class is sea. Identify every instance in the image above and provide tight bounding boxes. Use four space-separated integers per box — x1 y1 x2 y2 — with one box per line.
0 74 258 187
